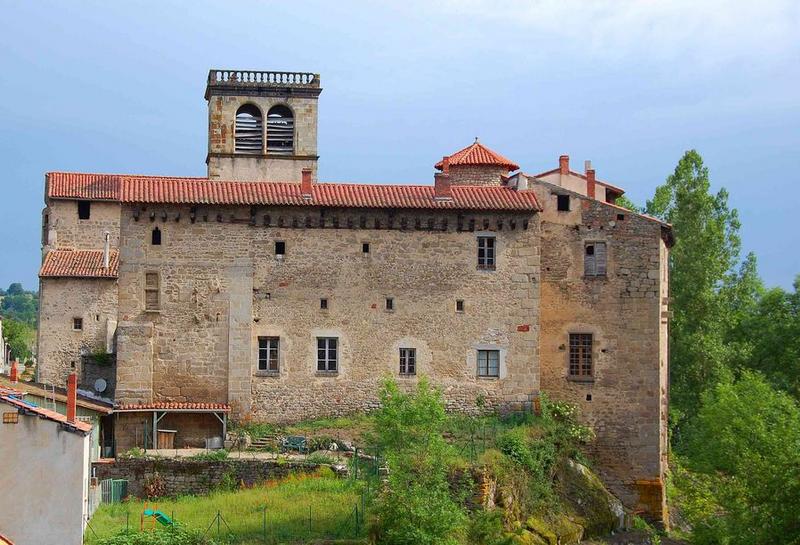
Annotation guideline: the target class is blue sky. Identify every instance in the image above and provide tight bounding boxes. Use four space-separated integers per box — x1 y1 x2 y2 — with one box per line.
1 0 798 289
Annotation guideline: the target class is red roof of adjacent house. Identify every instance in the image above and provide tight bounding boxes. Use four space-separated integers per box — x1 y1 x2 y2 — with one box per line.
45 173 540 211
115 402 231 412
39 249 119 279
0 393 93 433
435 141 519 171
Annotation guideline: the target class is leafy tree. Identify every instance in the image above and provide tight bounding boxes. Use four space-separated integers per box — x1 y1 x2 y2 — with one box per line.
2 318 35 362
6 283 24 296
371 378 467 545
613 194 641 213
646 150 744 418
683 373 800 545
0 283 38 326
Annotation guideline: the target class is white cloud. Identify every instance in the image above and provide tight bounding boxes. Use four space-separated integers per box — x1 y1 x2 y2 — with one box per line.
435 0 800 65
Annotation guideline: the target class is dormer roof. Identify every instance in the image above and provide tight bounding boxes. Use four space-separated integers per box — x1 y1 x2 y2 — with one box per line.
435 140 519 171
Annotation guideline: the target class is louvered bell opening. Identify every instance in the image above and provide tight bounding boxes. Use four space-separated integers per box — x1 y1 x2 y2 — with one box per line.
235 105 263 154
267 105 294 155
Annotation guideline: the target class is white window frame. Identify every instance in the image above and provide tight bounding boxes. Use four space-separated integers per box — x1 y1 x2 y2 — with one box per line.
317 337 338 372
258 336 280 372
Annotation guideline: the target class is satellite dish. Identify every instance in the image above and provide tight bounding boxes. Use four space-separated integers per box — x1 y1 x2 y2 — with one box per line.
94 378 107 393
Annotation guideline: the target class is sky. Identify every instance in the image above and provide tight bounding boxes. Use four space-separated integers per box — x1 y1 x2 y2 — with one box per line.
0 0 798 290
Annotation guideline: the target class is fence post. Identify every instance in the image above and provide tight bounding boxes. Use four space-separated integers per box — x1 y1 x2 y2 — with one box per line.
217 510 221 535
354 504 359 537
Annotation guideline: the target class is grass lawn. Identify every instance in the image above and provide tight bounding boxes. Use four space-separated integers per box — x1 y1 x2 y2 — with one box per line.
85 470 368 544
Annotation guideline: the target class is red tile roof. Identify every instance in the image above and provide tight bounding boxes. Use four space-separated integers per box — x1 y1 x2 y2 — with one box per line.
115 402 231 412
435 141 519 171
39 249 119 279
0 394 93 433
46 173 541 212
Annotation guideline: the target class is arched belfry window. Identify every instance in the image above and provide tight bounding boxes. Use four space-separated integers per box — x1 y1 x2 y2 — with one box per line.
235 104 263 154
267 105 294 155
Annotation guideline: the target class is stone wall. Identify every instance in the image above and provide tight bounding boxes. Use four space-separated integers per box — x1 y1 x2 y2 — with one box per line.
93 457 324 498
43 199 121 252
37 277 118 387
531 178 668 520
114 204 541 427
447 165 509 187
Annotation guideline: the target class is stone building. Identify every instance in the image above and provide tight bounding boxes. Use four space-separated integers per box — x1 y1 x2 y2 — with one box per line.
36 69 671 519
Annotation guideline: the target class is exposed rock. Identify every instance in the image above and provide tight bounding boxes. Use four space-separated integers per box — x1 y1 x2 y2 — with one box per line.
556 459 625 537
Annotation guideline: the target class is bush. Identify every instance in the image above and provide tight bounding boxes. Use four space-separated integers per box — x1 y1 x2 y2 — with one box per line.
95 527 218 545
189 449 228 462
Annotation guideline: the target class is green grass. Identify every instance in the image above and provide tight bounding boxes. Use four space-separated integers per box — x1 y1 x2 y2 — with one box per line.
85 470 367 544
284 414 374 434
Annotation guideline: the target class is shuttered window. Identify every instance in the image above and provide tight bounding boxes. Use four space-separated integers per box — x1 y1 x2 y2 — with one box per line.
235 105 263 154
584 242 607 277
267 105 294 155
145 272 160 311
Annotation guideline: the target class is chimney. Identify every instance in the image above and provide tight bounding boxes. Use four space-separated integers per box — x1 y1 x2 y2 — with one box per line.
301 168 313 197
559 155 569 175
10 360 18 383
434 173 452 199
586 168 596 199
102 231 110 270
67 372 77 424
441 156 450 175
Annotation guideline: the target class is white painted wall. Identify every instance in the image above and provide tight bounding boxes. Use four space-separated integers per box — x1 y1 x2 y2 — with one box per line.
0 406 90 545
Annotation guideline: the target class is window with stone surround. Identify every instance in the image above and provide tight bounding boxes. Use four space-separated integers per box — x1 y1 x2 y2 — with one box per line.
317 337 338 373
258 336 280 373
235 104 263 154
569 333 593 379
477 236 496 270
72 317 83 331
584 242 607 277
456 299 465 312
266 105 294 155
399 348 416 375
144 272 160 311
477 349 500 377
77 200 91 220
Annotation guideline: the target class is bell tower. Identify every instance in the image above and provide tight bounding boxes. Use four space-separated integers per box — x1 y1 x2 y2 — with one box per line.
205 69 322 182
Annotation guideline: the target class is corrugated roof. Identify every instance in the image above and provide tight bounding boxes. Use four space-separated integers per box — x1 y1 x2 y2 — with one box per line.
115 402 231 412
0 394 93 433
39 249 119 279
46 173 541 212
435 141 519 171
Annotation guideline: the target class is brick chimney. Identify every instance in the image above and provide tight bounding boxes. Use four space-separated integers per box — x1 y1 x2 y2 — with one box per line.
10 360 17 383
559 155 569 175
67 372 77 424
586 168 596 199
301 168 313 197
434 157 453 199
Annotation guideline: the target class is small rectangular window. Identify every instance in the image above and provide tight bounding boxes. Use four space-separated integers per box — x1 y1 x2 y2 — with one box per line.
151 227 162 245
258 336 280 372
385 297 394 311
72 317 83 331
77 201 91 220
569 333 593 378
477 236 496 270
320 298 328 310
557 194 570 211
275 241 286 256
477 349 500 377
362 242 370 254
456 300 465 312
3 412 18 424
144 272 160 311
399 348 416 375
317 337 338 372
584 242 607 277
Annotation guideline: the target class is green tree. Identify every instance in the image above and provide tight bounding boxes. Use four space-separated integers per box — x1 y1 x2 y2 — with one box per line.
646 150 744 418
6 283 24 296
371 378 467 545
0 283 38 326
2 318 35 362
613 194 640 213
683 373 800 545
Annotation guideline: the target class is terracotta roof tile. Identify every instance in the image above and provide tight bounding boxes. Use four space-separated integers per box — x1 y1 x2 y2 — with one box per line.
435 141 519 171
45 173 540 212
0 394 92 433
39 249 119 279
115 402 231 412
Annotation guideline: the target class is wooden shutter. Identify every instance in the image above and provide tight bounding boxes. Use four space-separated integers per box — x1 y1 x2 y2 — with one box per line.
595 243 607 276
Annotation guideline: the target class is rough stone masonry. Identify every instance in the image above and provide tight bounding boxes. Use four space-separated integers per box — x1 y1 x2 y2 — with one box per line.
37 69 671 520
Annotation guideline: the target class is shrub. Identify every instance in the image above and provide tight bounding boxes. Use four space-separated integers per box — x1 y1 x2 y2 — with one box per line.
189 449 228 462
94 527 218 545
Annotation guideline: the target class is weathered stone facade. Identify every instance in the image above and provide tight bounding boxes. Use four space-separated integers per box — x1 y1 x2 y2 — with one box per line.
36 68 670 520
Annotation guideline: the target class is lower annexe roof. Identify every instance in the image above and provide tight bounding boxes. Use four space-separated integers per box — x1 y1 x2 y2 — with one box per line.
46 173 541 212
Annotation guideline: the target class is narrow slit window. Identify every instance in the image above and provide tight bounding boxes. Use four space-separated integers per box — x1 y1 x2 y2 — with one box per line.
399 348 416 375
235 104 263 154
584 242 607 277
258 336 280 372
477 236 496 270
456 300 465 312
144 272 160 311
317 337 338 372
557 194 570 211
151 227 162 245
569 333 593 378
477 349 500 377
362 242 370 254
385 297 394 311
78 201 91 220
267 105 294 155
320 298 328 310
275 241 286 257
